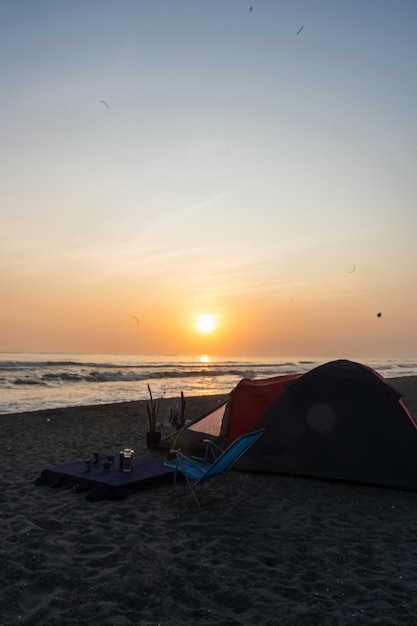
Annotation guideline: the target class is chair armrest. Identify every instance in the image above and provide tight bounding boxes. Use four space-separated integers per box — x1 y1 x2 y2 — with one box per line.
203 439 226 462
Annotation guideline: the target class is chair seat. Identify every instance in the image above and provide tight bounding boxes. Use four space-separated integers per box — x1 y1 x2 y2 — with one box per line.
165 458 211 481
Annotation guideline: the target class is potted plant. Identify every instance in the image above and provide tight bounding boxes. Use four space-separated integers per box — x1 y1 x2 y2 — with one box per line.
170 390 189 430
178 390 189 429
166 428 183 461
146 384 164 448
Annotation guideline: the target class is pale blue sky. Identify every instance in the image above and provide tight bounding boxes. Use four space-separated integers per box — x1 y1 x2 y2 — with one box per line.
1 1 416 357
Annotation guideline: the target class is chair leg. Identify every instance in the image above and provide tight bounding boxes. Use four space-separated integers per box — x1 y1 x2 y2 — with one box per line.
171 473 234 509
169 466 201 508
184 476 201 508
170 466 179 497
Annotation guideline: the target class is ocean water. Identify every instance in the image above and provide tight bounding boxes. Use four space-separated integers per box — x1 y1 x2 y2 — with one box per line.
0 352 416 415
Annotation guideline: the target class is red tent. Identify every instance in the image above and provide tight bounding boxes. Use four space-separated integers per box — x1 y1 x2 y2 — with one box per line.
221 374 301 443
183 373 301 447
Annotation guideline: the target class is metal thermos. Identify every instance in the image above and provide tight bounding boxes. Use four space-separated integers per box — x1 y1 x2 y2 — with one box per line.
120 448 134 471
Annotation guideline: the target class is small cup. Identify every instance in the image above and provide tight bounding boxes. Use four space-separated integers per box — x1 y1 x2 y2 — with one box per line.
103 461 111 473
108 454 115 464
84 459 91 471
93 451 99 464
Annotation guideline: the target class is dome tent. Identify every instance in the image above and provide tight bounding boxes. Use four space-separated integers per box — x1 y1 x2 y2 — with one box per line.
238 359 417 491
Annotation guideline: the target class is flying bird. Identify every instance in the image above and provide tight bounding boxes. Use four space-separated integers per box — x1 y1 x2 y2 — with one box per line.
100 100 109 109
377 312 382 318
132 316 139 326
348 265 356 274
296 26 304 35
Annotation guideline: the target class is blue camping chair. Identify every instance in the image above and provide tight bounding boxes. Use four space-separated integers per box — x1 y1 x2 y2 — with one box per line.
164 429 265 508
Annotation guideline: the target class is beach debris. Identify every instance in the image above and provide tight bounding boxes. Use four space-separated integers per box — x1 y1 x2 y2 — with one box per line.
296 26 304 35
100 100 109 109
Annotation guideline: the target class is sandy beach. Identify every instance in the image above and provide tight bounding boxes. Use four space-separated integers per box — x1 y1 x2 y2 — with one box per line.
2 377 417 625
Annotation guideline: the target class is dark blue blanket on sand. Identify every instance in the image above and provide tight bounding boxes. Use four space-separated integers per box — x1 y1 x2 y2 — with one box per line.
35 456 174 501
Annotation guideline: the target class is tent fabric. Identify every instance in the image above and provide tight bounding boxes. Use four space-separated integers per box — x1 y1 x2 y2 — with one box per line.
238 359 417 491
156 401 229 452
188 402 228 436
222 373 301 444
171 373 301 452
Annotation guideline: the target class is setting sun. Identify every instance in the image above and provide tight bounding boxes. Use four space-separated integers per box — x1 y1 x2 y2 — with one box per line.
196 315 216 334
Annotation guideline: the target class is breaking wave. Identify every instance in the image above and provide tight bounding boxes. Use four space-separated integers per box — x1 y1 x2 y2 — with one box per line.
0 353 415 415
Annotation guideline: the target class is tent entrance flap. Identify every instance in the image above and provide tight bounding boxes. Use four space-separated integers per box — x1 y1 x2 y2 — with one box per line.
188 402 227 437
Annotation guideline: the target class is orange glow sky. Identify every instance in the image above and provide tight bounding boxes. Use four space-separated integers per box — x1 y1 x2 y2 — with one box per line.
1 1 416 359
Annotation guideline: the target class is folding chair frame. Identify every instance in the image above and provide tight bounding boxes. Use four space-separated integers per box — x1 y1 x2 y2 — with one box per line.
165 429 265 508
